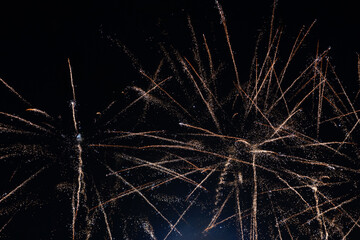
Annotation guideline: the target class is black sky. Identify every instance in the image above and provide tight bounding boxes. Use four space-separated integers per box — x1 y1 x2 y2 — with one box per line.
0 0 359 114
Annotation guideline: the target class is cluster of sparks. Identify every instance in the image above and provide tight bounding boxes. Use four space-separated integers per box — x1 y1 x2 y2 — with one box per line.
1 0 360 239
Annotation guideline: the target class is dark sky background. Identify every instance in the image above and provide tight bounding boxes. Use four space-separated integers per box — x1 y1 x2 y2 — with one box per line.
0 0 359 116
0 0 359 239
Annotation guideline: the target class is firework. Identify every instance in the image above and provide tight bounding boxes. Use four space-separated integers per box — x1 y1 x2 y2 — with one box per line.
0 58 200 239
126 1 360 239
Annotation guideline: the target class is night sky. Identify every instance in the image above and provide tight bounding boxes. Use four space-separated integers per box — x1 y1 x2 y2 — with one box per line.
0 0 359 111
0 0 360 239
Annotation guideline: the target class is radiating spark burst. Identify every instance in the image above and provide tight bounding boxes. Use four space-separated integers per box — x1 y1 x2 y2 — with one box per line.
0 59 200 239
125 1 360 239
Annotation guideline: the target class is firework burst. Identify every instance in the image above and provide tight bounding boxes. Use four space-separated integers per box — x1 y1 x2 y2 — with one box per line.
0 59 201 239
126 1 360 239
